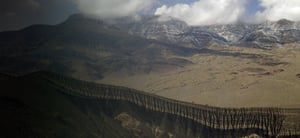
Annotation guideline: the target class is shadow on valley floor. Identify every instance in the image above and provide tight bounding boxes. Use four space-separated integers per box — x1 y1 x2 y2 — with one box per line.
196 48 269 59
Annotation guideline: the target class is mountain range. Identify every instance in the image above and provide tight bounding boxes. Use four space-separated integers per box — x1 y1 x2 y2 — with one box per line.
1 14 300 78
2 14 300 137
117 16 300 49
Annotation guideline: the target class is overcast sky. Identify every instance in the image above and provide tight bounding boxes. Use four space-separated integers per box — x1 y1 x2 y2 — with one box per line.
1 0 300 31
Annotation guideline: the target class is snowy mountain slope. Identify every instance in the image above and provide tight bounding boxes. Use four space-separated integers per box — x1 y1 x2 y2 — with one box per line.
116 16 300 49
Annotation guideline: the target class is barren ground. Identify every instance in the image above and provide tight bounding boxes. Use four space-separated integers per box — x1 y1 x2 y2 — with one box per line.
98 45 300 108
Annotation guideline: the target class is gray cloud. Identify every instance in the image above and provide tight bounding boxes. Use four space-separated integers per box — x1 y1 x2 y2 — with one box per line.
74 0 153 19
155 0 247 26
255 0 300 22
0 0 154 31
3 0 300 31
0 0 78 31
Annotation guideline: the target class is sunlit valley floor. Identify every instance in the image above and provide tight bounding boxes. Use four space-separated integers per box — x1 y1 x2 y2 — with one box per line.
98 45 300 108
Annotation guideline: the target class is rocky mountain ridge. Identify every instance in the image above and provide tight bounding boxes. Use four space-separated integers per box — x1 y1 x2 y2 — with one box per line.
1 14 300 77
116 16 300 49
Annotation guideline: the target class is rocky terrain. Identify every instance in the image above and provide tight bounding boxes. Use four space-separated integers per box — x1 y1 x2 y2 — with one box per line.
1 14 300 137
117 16 300 49
1 14 300 108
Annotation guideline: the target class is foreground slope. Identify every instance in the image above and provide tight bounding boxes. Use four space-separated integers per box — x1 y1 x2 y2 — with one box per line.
0 72 227 138
0 73 135 137
0 72 299 137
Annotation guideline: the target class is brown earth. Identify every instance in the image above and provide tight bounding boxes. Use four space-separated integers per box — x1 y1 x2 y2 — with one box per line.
97 45 300 108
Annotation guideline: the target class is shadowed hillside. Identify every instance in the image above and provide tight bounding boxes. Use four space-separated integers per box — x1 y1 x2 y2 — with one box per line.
0 71 299 137
0 14 198 79
0 72 234 138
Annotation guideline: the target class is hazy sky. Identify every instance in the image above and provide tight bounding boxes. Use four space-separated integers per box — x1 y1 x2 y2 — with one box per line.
1 0 300 31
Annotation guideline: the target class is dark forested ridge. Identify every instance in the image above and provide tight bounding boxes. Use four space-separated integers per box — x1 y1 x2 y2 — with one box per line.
0 71 299 137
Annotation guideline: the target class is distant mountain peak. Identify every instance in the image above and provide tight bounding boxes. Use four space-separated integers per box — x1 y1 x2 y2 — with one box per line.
272 19 295 29
61 13 104 25
276 19 294 25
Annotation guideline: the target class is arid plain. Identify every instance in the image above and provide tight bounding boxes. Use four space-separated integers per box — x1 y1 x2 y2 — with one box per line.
99 45 300 108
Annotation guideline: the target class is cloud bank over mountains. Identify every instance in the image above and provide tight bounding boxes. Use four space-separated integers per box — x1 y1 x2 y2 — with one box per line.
2 0 300 31
74 0 300 25
154 0 300 26
155 0 246 26
255 0 300 22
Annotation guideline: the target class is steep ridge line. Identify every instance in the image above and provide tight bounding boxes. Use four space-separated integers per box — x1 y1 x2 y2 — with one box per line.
34 71 297 137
